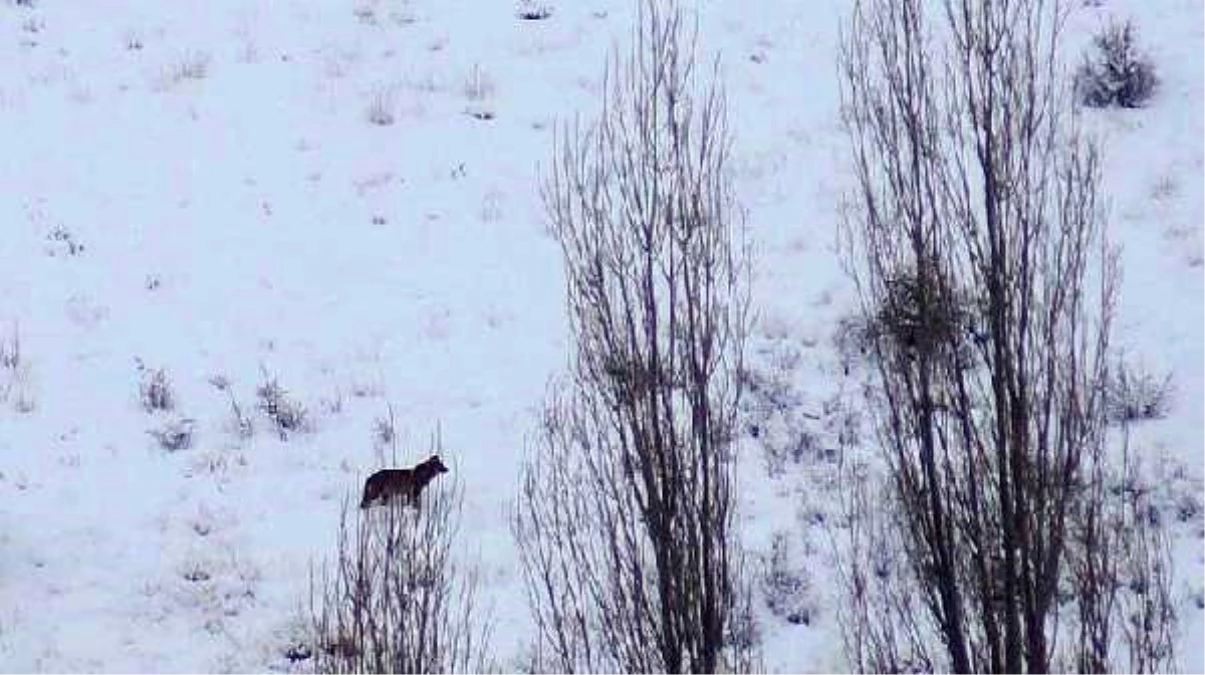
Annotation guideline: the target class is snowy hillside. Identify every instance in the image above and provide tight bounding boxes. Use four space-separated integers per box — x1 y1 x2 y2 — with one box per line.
0 0 1200 672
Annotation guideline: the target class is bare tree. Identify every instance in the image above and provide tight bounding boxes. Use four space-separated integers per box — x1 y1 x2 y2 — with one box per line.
838 0 1175 672
513 1 754 672
311 445 490 674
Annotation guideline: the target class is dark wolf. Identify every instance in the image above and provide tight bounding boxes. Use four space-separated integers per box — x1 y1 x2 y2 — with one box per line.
360 455 449 509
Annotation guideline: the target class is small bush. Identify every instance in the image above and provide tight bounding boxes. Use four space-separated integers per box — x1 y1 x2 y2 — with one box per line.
150 417 195 452
517 1 553 20
463 64 496 120
124 30 144 51
1 324 21 391
139 365 176 413
1106 360 1173 423
739 343 826 477
257 370 308 440
211 375 255 440
833 313 874 374
1175 492 1201 524
172 51 210 81
1075 19 1158 108
285 643 313 664
373 415 396 452
0 323 35 413
463 64 495 102
182 563 211 584
45 224 85 257
366 88 395 126
0 327 18 373
760 531 813 626
173 548 261 631
153 51 211 91
352 2 378 25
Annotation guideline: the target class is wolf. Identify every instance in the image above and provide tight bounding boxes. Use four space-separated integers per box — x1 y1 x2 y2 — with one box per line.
359 455 449 509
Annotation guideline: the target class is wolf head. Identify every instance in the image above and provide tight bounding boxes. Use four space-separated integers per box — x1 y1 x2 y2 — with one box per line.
420 454 449 476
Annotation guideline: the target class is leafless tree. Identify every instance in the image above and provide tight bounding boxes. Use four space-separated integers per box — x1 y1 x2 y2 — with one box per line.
838 0 1175 672
310 447 490 674
513 1 754 672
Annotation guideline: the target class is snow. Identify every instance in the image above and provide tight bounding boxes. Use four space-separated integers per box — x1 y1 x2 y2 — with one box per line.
0 0 1199 672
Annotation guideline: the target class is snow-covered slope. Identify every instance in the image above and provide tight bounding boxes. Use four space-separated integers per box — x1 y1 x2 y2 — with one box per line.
0 0 1199 671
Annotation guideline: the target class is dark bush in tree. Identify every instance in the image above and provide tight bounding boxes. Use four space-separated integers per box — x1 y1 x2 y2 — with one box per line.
1105 357 1173 424
1076 19 1159 108
871 262 976 365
